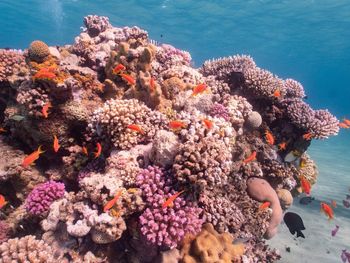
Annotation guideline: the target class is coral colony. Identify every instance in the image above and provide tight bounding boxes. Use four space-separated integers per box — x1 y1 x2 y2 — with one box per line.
0 15 339 262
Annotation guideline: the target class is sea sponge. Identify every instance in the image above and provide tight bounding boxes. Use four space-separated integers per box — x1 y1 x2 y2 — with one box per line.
276 189 293 209
245 110 262 129
25 180 65 216
180 223 245 263
246 177 283 239
0 235 55 263
28 40 50 62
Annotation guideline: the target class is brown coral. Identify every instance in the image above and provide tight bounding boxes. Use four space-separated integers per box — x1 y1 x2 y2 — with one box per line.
28 40 50 62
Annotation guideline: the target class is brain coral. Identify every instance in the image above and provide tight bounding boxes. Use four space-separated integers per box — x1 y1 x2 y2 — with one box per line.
28 40 50 62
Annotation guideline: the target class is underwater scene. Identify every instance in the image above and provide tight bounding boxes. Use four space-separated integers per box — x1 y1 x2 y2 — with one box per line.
0 1 349 262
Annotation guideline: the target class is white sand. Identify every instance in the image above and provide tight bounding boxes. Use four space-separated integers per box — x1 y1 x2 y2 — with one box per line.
268 135 350 263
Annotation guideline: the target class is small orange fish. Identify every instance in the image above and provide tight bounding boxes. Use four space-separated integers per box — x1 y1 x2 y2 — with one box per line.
103 190 124 212
22 145 45 168
119 73 136 85
33 68 56 81
82 146 88 156
94 142 102 158
169 120 186 131
338 122 350 128
303 132 313 140
127 124 144 134
202 119 213 130
273 89 281 98
0 127 6 133
265 130 275 145
112 64 126 74
259 201 271 210
0 194 7 209
42 102 52 118
343 118 350 126
191 83 207 96
162 190 185 209
300 176 311 195
127 188 139 194
150 77 156 92
331 200 337 208
243 151 257 164
53 135 60 153
278 141 287 150
320 202 334 220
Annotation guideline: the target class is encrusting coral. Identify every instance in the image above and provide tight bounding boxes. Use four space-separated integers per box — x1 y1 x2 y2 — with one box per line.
0 14 340 262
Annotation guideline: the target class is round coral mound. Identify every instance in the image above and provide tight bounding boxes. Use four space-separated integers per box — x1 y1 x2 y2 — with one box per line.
28 40 50 62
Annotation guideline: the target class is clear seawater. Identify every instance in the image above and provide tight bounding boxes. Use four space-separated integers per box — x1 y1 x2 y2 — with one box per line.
1 1 349 262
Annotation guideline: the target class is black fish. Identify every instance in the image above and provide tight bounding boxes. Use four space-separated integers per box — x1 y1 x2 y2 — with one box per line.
284 212 306 238
299 196 315 205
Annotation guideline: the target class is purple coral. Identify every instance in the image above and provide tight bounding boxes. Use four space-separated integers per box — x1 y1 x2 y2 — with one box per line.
284 78 306 99
210 103 230 121
0 220 10 243
136 166 203 249
25 180 65 216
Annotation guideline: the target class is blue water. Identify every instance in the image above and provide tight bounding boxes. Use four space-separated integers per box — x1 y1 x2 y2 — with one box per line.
1 1 350 262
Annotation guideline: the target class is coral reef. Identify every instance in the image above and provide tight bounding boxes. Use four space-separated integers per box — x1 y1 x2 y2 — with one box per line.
0 15 339 262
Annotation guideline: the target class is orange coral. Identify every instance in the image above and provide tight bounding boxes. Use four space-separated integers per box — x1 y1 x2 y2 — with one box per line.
33 68 56 81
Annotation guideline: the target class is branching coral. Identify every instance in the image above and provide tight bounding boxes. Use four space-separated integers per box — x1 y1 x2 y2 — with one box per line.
0 49 28 83
284 78 306 99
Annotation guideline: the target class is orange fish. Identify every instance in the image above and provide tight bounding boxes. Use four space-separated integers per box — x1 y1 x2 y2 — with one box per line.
127 124 144 134
103 190 124 212
259 201 271 210
169 120 186 131
300 176 311 195
343 118 350 126
112 64 126 74
331 200 337 208
191 83 207 96
320 202 334 220
278 141 287 150
202 119 213 130
150 77 156 92
53 135 60 153
265 130 275 145
22 145 45 168
94 142 102 158
243 151 257 164
82 146 88 156
339 122 350 128
0 127 6 133
42 102 52 118
119 73 136 85
0 194 7 209
33 68 56 81
162 190 185 209
273 89 281 98
303 132 313 140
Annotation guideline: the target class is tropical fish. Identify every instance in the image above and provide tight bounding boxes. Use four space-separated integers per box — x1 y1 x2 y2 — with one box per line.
22 146 45 168
127 188 139 194
243 151 257 164
150 77 156 92
94 143 102 158
299 158 307 168
300 176 311 195
42 102 52 118
0 127 6 133
303 132 313 140
202 118 213 130
82 146 88 156
278 141 287 150
341 249 350 263
53 135 60 153
33 68 56 81
299 196 314 205
191 83 207 96
265 130 275 145
331 225 339 237
283 212 306 238
343 118 350 126
103 190 124 212
339 122 350 129
112 64 126 74
119 73 136 85
232 237 250 245
343 199 350 208
320 202 334 220
169 120 186 131
346 194 350 200
331 200 337 208
162 190 185 209
259 201 271 210
0 194 7 209
127 124 144 134
273 89 281 98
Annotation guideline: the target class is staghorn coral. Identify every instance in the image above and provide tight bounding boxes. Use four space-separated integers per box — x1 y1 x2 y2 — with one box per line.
284 78 306 99
28 40 50 62
180 223 245 263
0 235 55 263
25 180 65 216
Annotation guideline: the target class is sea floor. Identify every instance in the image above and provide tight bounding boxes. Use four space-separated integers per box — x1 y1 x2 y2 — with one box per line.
268 134 350 263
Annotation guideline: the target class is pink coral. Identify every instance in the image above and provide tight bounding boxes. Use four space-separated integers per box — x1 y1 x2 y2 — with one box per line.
0 221 10 243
